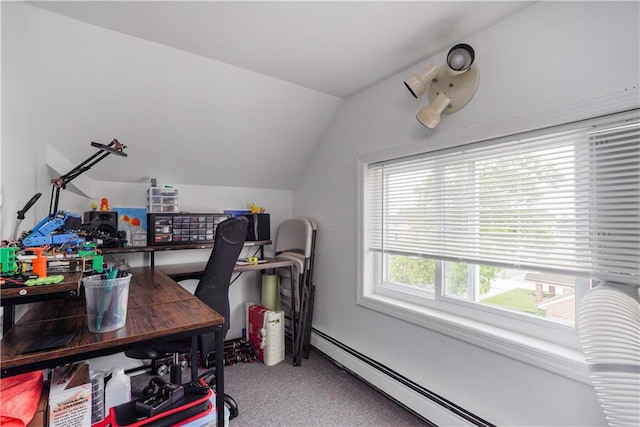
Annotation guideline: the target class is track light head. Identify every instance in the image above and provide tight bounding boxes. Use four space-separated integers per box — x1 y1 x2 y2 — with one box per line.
404 43 480 129
416 92 451 129
446 44 475 74
403 64 439 99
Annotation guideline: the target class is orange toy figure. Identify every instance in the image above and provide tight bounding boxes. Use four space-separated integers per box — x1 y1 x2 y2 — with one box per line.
100 198 110 211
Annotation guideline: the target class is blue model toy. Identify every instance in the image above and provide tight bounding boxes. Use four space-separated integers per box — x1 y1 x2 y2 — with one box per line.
21 210 83 247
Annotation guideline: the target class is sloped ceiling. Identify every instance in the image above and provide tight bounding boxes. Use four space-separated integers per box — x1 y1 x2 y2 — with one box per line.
22 1 534 190
28 1 534 98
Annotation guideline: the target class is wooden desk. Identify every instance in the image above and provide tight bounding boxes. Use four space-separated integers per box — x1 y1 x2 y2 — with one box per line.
1 241 271 331
0 266 226 427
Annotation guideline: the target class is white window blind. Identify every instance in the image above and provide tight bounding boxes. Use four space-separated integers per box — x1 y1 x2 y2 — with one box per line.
591 118 640 282
367 110 639 284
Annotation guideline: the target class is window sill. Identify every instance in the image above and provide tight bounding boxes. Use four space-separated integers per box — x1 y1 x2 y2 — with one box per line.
357 292 591 385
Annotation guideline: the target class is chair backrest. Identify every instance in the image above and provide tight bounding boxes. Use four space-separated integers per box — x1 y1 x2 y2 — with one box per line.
274 218 314 259
300 217 317 287
274 217 317 312
195 216 248 356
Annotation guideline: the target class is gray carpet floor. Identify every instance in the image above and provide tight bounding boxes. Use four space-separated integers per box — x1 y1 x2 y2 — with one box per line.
131 348 429 426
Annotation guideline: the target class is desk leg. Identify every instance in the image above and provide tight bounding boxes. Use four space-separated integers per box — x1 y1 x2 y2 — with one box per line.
2 305 15 333
295 279 309 366
190 336 198 382
215 324 224 427
290 265 300 366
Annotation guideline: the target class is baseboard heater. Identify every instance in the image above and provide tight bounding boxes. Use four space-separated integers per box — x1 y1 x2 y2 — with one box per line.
311 328 494 427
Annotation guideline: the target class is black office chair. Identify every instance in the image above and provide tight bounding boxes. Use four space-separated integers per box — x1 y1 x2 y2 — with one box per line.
125 216 248 415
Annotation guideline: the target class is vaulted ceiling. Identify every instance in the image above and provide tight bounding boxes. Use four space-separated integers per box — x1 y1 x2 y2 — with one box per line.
30 1 533 98
21 1 534 189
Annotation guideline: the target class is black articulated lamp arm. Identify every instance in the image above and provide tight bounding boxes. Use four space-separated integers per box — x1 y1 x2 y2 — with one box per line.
49 139 128 215
12 192 43 241
17 193 42 220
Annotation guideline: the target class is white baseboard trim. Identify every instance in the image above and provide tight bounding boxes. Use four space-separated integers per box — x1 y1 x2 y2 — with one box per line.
310 329 491 427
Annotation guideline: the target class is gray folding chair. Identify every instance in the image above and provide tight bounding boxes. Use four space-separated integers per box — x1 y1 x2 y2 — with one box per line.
274 217 317 364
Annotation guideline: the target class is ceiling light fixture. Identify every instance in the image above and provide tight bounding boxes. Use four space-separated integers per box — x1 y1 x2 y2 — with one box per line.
404 43 480 129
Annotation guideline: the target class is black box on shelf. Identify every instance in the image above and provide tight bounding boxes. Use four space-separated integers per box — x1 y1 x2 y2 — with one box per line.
242 213 270 241
84 211 118 238
147 213 230 245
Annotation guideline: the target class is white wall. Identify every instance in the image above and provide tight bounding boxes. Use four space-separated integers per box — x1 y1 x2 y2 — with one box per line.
0 2 291 367
1 1 295 259
1 2 39 241
1 2 341 239
293 2 639 426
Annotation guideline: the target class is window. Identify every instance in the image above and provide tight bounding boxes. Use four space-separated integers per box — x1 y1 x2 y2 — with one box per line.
360 109 639 354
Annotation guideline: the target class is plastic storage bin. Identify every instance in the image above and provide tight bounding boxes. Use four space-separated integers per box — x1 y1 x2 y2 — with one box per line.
147 213 230 245
147 186 179 213
83 274 131 333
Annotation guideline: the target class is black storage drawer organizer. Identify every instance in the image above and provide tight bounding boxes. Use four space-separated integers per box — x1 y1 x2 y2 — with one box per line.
147 213 230 245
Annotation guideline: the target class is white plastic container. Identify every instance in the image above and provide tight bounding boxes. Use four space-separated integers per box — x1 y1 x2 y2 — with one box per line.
147 186 179 213
105 368 131 412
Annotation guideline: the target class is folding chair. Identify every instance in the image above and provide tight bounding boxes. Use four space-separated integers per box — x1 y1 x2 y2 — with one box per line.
274 217 317 365
299 218 317 359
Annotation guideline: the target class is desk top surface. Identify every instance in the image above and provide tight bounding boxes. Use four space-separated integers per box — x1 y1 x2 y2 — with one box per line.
1 267 223 376
100 240 271 254
156 257 296 282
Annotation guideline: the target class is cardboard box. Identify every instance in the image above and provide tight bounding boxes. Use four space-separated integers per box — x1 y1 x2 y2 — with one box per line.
27 380 49 427
48 362 91 427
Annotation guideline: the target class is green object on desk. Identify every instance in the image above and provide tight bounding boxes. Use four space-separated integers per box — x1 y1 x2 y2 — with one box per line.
93 254 104 273
25 274 65 286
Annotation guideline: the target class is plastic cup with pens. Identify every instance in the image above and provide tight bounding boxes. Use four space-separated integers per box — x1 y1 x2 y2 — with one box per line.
82 270 132 333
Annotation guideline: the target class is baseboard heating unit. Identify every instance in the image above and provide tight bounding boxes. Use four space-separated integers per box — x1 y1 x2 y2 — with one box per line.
310 328 494 427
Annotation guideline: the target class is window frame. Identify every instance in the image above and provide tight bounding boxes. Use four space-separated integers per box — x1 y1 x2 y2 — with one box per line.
376 252 584 346
356 101 639 384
